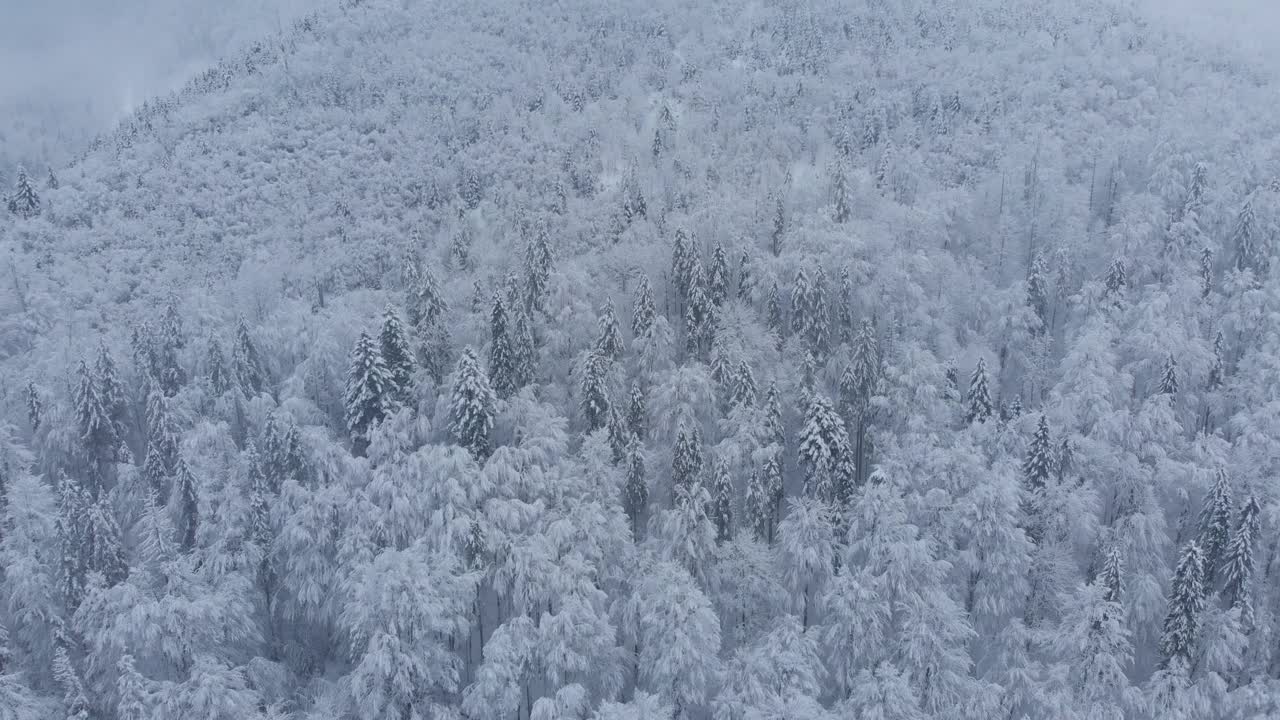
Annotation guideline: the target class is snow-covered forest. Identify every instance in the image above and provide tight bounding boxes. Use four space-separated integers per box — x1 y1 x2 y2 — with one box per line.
2 0 1280 717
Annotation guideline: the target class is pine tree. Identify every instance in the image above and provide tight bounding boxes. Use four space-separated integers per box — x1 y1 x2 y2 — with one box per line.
965 357 994 424
511 307 536 389
46 167 59 190
9 166 39 219
206 338 232 396
832 164 850 223
765 382 784 448
1230 195 1264 275
380 305 415 403
596 303 625 361
798 393 848 501
246 444 272 554
344 331 395 455
624 441 648 538
56 476 90 611
685 264 715 357
262 411 307 492
1024 415 1053 495
406 262 448 328
632 274 657 340
835 268 855 345
524 226 554 313
25 380 41 432
672 422 703 503
1199 246 1213 298
146 385 180 469
1027 254 1049 332
53 645 89 720
116 655 149 720
791 268 813 343
233 318 266 396
711 456 733 543
1104 258 1126 302
708 244 730 306
843 319 879 415
143 445 170 506
95 343 127 438
745 465 771 542
770 197 785 257
448 348 496 460
1207 331 1225 391
88 498 128 586
1157 354 1178 396
729 360 757 409
174 457 200 553
627 383 648 440
488 293 518 399
944 359 960 401
157 301 187 395
672 229 697 300
1159 540 1205 667
1197 468 1233 587
74 360 118 480
1222 494 1260 626
607 405 630 465
766 282 785 342
1100 543 1123 603
579 350 612 431
737 251 752 301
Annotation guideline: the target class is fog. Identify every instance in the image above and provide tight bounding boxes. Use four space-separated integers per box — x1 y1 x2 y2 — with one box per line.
0 0 1278 176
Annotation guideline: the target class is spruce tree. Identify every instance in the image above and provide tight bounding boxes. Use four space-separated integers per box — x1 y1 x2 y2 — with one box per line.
1159 540 1205 667
684 261 715 356
729 360 758 409
770 197 785 257
1157 354 1178 396
596 303 625 361
25 380 41 433
524 226 554 313
1024 415 1054 496
116 655 149 720
95 343 127 438
607 405 630 465
246 444 272 555
711 456 733 543
88 498 128 585
1207 331 1225 391
262 411 307 493
56 476 90 611
143 445 170 506
233 318 266 396
380 305 415 403
1199 246 1213 298
405 262 448 329
632 274 657 340
799 393 848 501
746 465 772 542
53 645 90 720
448 348 496 460
9 166 39 218
344 331 395 456
206 337 232 395
579 350 612 431
765 381 785 448
1230 195 1263 275
624 441 648 538
965 357 994 424
1099 543 1123 603
762 449 784 540
790 268 813 343
766 282 785 341
1104 258 1126 302
836 268 855 345
1223 494 1260 626
708 243 730 306
671 228 697 300
737 251 752 301
174 457 200 553
145 385 180 475
74 360 118 482
511 307 536 389
832 164 850 223
944 359 960 401
1197 468 1233 587
672 421 703 503
1027 254 1049 332
488 293 518 399
627 383 647 440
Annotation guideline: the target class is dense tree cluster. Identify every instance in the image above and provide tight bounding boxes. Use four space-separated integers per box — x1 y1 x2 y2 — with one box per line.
0 0 1279 718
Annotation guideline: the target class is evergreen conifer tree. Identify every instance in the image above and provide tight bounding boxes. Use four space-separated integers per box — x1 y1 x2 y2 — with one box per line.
684 260 715 356
9 166 39 219
233 318 266 396
672 421 703 503
627 383 647 440
1222 494 1260 626
1100 543 1123 603
206 337 232 396
766 282 785 342
1159 540 1205 667
632 274 657 340
1157 354 1178 396
965 357 994 424
1197 468 1233 587
711 456 733 543
596 303 625 361
737 251 752 301
624 441 648 538
25 380 41 433
729 360 757 409
1024 415 1054 496
798 393 848 501
672 229 697 300
488 293 518 399
524 227 554 312
174 457 200 553
708 243 730 306
579 350 612 431
344 331 395 456
380 305 415 403
448 347 496 460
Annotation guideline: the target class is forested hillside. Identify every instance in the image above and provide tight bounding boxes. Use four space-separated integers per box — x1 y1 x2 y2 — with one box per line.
2 0 1280 717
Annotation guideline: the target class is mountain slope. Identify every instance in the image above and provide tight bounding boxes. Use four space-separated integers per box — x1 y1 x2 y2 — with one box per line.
2 0 1280 718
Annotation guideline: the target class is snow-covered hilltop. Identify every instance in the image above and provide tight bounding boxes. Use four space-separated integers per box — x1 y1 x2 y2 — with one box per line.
1 0 1279 717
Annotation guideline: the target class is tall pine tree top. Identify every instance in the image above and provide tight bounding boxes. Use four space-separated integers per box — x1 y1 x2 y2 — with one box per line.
1159 540 1205 667
9 165 40 219
965 357 994 425
449 347 496 460
1023 415 1053 495
380 305 415 402
1197 468 1233 587
1223 493 1260 624
632 274 657 340
344 330 395 455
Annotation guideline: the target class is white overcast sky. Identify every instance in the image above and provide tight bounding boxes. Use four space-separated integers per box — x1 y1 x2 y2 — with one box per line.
0 0 1277 170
